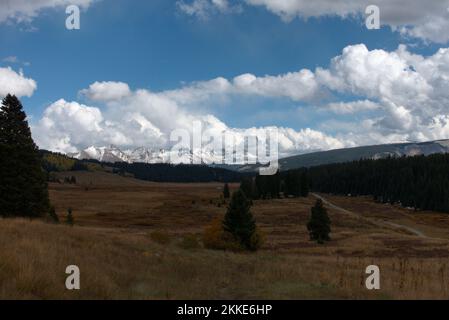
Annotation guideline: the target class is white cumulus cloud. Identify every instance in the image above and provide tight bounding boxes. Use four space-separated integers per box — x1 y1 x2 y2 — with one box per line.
32 43 449 157
34 81 345 155
0 67 36 97
80 81 131 102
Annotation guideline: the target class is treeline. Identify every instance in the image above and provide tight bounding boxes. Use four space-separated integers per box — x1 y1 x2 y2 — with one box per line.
112 162 248 183
308 154 449 213
40 150 247 183
240 169 309 199
40 150 97 172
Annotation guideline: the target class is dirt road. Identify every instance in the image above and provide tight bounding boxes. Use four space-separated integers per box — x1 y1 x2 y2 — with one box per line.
311 193 428 238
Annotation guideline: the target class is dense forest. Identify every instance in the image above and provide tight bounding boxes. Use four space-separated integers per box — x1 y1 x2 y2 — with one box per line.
307 154 449 213
112 162 247 183
243 153 449 213
240 169 309 199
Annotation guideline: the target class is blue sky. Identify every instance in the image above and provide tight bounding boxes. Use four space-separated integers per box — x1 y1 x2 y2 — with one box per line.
1 0 449 156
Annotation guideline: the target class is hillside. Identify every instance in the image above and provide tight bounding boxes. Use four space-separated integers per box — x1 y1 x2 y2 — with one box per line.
41 150 247 183
239 139 449 172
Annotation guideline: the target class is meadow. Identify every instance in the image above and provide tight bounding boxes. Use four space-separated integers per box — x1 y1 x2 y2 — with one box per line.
1 171 449 299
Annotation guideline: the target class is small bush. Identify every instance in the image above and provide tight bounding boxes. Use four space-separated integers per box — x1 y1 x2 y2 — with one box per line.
66 208 74 226
48 206 59 224
150 231 171 245
179 234 200 250
202 218 242 251
248 227 265 251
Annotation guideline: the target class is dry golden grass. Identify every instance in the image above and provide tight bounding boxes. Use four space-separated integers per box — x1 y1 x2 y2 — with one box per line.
1 171 449 299
1 218 449 299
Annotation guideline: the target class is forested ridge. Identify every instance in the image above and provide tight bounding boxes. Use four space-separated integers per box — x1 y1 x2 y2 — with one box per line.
307 154 449 212
41 150 248 183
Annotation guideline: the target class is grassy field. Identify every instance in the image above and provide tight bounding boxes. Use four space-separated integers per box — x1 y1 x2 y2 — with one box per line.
1 171 449 299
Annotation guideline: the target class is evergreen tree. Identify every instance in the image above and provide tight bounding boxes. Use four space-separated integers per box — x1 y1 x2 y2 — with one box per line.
255 175 268 199
66 208 74 226
307 199 331 244
268 171 281 199
0 94 49 218
223 189 257 250
284 170 301 197
300 171 309 197
223 183 230 199
239 177 253 199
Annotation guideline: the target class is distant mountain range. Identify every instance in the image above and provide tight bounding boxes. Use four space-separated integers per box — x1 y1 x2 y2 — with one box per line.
68 146 223 165
238 139 449 172
68 139 449 172
69 146 169 164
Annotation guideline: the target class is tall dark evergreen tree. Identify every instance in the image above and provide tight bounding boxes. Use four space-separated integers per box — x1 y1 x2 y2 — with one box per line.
284 170 301 197
223 183 230 199
307 199 331 244
300 171 309 197
223 189 257 250
240 177 254 199
268 171 281 199
0 94 49 218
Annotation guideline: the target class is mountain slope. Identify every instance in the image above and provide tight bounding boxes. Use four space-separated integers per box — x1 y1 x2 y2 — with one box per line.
240 139 449 172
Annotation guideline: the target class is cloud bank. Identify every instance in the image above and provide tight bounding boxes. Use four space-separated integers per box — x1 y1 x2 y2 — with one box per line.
178 0 449 43
30 43 449 158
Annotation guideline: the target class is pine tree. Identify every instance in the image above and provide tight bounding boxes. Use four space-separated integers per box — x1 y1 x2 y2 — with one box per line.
268 171 281 199
223 183 230 199
284 170 301 197
239 177 253 199
255 175 268 199
300 171 309 197
66 208 74 226
307 199 331 244
0 94 49 218
223 189 257 250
